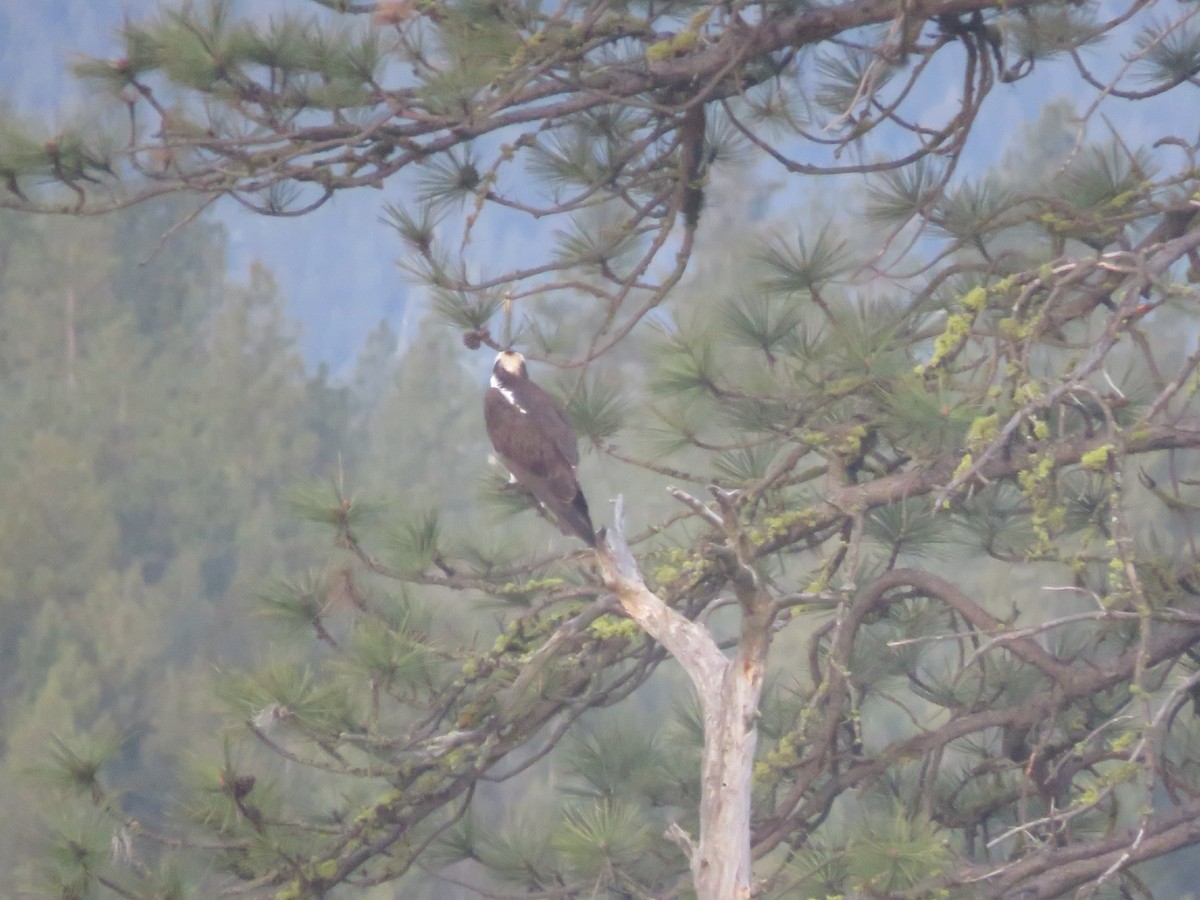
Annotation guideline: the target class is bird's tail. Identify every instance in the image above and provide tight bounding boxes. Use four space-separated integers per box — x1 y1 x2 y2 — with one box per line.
556 489 596 547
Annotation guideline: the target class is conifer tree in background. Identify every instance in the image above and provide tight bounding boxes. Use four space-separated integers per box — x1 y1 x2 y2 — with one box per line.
0 200 364 889
6 0 1200 896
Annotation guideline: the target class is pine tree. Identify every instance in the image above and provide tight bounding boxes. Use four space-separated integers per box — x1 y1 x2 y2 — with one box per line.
6 1 1200 897
0 202 363 889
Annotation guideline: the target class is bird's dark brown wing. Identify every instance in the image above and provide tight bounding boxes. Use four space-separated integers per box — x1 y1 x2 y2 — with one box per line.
484 379 594 545
521 379 580 467
484 386 578 502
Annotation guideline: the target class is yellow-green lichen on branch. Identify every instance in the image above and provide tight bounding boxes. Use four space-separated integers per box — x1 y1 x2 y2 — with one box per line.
645 6 712 60
1017 450 1064 549
316 859 339 880
1038 212 1077 234
997 317 1028 340
648 545 694 590
754 731 803 782
645 30 699 60
761 506 824 539
1107 189 1138 209
991 274 1019 296
490 577 566 604
917 286 987 374
588 614 643 642
491 619 534 654
965 413 999 451
1108 728 1138 754
1080 444 1115 471
952 452 974 483
1014 380 1043 405
960 285 988 313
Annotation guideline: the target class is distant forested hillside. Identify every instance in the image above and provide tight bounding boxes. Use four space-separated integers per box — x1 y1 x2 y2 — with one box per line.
0 194 505 889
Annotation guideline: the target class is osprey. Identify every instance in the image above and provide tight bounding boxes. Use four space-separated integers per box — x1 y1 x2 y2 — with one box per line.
484 350 596 547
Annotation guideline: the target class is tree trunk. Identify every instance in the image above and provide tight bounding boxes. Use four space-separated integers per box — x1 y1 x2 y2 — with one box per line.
597 499 768 899
693 650 763 898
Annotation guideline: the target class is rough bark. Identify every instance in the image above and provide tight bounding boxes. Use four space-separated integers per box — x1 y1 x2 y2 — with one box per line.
596 497 768 900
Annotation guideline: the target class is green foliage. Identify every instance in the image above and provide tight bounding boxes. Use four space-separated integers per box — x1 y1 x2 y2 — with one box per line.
429 284 507 330
284 478 388 533
553 211 644 269
529 124 624 192
255 573 332 636
554 799 660 887
340 603 440 695
720 292 807 359
382 201 442 255
236 13 320 72
815 46 896 114
650 327 721 398
953 483 1039 558
826 299 911 378
866 499 957 562
767 831 850 898
185 745 282 837
478 468 543 522
1007 2 1103 61
1058 142 1154 213
0 118 50 179
9 0 1200 896
390 509 444 573
879 379 975 455
415 147 483 208
561 372 631 443
844 807 952 894
755 224 857 293
866 159 946 223
930 177 1014 241
561 725 669 802
218 661 357 735
0 196 365 884
713 445 778 484
848 602 929 689
27 732 122 802
477 811 561 889
641 397 716 456
31 810 112 898
1135 18 1200 83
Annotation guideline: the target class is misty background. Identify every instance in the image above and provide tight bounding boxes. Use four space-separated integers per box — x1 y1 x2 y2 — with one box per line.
3 1 1198 896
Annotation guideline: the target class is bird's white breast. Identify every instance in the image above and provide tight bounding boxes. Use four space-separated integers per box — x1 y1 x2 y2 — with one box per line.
491 374 527 413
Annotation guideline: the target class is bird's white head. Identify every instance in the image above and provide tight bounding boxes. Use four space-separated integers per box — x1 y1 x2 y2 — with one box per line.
494 350 528 379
